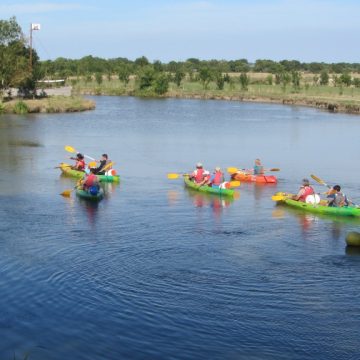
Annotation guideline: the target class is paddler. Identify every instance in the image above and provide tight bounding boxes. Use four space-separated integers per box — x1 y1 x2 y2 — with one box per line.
209 167 225 187
70 153 85 171
94 153 111 175
326 185 349 207
292 178 315 202
81 166 100 194
253 158 265 175
190 162 210 185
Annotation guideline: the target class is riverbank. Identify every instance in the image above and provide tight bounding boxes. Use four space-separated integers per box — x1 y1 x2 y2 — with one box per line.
0 96 95 114
72 77 360 115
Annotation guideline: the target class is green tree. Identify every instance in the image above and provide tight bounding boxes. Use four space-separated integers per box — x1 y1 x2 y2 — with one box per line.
95 72 103 85
198 67 212 89
266 74 273 85
280 72 291 92
339 73 352 87
174 68 185 87
319 70 329 85
215 71 225 90
118 65 131 86
291 71 301 91
0 17 37 98
353 78 360 88
154 73 169 95
137 66 156 90
239 72 249 91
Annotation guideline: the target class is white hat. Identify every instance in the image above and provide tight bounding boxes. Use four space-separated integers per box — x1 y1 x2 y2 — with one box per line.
196 162 203 168
215 166 221 171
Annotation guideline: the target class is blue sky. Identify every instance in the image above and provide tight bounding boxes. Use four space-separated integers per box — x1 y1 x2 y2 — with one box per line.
1 0 360 62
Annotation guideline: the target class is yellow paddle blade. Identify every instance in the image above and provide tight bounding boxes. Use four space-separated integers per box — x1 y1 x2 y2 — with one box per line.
102 162 114 172
227 167 239 174
88 161 97 168
272 195 287 202
269 168 280 172
167 173 180 179
310 174 325 185
60 189 72 197
65 145 76 153
229 180 241 188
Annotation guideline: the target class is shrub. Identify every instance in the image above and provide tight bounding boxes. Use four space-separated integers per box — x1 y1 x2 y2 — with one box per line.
13 101 29 114
0 102 5 114
154 73 169 95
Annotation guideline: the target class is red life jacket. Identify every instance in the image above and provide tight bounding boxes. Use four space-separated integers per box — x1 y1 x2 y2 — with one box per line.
84 173 97 188
299 185 315 202
194 168 205 183
76 159 85 171
212 171 223 186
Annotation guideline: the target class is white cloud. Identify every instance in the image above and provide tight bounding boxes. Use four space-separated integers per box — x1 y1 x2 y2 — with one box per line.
0 2 83 14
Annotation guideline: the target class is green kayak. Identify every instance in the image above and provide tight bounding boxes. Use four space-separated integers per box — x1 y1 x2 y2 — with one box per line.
76 187 104 201
184 175 235 197
273 192 360 217
59 163 120 183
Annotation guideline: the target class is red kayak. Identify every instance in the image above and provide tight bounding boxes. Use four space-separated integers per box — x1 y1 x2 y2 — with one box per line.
232 172 277 184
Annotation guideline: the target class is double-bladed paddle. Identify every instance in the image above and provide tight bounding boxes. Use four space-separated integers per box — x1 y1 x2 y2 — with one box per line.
64 145 95 161
227 167 280 174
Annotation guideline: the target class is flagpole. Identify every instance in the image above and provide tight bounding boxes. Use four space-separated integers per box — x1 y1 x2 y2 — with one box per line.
29 23 33 73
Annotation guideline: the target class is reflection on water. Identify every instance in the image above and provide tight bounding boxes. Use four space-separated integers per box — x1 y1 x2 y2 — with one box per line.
184 187 234 220
2 98 360 359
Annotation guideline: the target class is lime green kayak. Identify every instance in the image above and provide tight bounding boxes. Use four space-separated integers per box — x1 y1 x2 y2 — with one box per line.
59 163 120 183
184 175 235 197
76 187 104 201
274 192 360 217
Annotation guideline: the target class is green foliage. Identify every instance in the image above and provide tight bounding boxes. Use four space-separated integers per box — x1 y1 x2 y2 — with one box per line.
174 68 185 87
0 102 5 113
95 72 103 85
215 71 225 90
135 56 149 67
118 65 131 85
0 17 40 97
353 78 360 88
291 71 301 91
137 66 156 90
13 100 28 114
339 73 352 87
198 67 212 89
0 16 22 45
239 72 249 91
320 70 329 86
278 72 291 92
266 74 273 85
154 73 169 95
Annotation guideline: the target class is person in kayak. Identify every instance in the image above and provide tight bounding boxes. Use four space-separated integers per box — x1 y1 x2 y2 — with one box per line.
81 167 100 194
209 167 224 187
94 154 111 175
190 163 210 185
70 153 85 171
292 178 315 202
326 185 349 207
253 158 265 175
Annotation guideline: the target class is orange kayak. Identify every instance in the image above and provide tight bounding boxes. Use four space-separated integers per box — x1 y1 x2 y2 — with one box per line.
232 172 277 184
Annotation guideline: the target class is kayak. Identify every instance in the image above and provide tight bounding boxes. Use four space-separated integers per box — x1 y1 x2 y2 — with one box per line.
232 171 277 183
59 163 120 183
273 192 360 217
76 187 104 201
184 175 235 197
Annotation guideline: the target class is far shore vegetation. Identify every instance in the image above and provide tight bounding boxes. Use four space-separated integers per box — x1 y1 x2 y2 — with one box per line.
1 16 360 115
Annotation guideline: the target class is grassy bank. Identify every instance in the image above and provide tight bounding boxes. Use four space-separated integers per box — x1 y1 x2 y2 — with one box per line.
0 96 95 114
72 75 360 115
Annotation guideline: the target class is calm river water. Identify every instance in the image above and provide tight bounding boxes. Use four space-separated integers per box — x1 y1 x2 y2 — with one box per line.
0 96 360 360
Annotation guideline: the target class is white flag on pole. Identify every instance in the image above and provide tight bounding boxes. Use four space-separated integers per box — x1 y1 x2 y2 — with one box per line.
31 24 41 30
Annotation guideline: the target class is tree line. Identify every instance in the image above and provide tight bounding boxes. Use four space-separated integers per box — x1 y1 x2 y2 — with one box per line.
1 16 360 99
